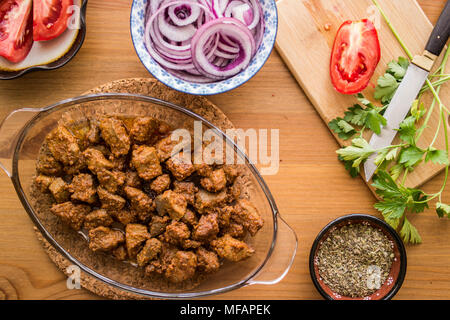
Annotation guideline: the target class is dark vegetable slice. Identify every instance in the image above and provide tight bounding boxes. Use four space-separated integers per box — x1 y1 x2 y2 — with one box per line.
33 0 73 41
0 0 33 63
330 19 381 94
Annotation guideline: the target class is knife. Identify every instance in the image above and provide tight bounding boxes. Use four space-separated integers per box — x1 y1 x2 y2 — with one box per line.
364 0 450 182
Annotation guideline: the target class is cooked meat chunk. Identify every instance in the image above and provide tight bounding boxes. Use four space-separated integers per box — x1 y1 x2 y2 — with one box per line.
232 200 263 236
182 239 202 249
228 179 242 200
196 247 220 273
99 117 131 157
35 175 54 192
150 174 171 194
46 126 81 166
182 209 198 227
83 148 114 173
88 226 125 252
149 215 170 237
137 238 162 267
131 145 162 180
63 156 86 175
194 163 213 177
87 120 101 144
111 209 137 225
131 117 159 143
200 168 227 192
163 221 190 245
97 187 126 211
155 136 179 161
36 146 63 176
49 177 70 203
165 251 197 283
69 174 97 204
97 169 126 193
109 155 127 171
83 209 114 230
166 153 195 181
211 234 255 262
222 222 246 239
50 202 90 231
223 165 238 184
215 205 234 228
172 181 197 205
194 189 227 213
155 190 187 220
125 224 150 258
124 186 153 212
193 212 219 242
124 170 141 188
113 245 128 261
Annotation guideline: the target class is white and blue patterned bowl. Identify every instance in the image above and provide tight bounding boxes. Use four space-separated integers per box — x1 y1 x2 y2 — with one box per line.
130 0 278 95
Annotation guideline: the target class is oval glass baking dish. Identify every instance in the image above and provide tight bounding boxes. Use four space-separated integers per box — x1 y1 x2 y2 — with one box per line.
0 93 297 299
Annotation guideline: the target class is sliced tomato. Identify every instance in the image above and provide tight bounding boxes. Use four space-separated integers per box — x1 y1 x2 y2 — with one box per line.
0 0 33 63
33 0 73 41
330 19 381 95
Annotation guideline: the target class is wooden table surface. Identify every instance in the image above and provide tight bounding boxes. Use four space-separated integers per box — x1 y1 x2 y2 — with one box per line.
0 0 448 300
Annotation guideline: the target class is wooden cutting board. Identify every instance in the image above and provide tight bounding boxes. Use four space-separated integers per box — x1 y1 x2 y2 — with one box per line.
275 0 449 190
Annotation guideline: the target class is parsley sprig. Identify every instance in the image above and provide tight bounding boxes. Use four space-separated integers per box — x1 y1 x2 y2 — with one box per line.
328 1 450 244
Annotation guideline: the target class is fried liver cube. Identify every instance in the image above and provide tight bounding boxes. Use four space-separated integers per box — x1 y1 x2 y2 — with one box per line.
155 190 187 220
124 170 142 188
211 234 255 262
150 174 171 194
83 148 114 174
113 245 128 261
165 251 197 283
97 187 126 211
110 209 137 225
192 212 219 242
172 181 197 205
131 145 162 181
137 238 162 267
149 215 170 237
200 168 227 192
181 209 198 227
196 247 220 273
36 146 63 176
223 165 238 184
166 153 195 181
155 136 179 161
69 174 97 204
232 199 264 236
50 202 90 231
97 169 126 194
130 117 159 143
46 126 81 166
35 175 54 192
163 221 190 245
83 209 114 230
99 117 131 157
88 226 125 252
125 223 150 258
194 189 227 213
49 177 70 203
123 186 154 222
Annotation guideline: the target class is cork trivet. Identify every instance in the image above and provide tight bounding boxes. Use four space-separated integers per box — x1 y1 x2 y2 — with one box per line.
33 78 236 300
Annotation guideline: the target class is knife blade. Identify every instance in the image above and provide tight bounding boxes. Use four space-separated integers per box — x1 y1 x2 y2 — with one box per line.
364 0 450 182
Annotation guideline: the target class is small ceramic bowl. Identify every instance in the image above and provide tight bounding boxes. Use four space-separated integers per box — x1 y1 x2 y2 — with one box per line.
0 0 88 80
309 214 407 300
130 0 278 95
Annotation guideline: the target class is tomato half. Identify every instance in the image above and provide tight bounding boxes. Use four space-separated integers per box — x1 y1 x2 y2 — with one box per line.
330 19 381 95
0 0 33 63
33 0 73 41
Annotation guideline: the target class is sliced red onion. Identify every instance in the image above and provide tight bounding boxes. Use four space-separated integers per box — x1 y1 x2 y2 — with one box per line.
158 14 197 42
168 2 201 26
231 3 253 25
191 17 255 79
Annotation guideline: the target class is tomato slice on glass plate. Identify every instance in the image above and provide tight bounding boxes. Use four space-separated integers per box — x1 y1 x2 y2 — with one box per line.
0 0 33 63
330 19 381 95
33 0 73 41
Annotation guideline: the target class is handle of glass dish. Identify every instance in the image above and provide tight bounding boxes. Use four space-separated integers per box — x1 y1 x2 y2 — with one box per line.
247 213 298 286
0 108 41 177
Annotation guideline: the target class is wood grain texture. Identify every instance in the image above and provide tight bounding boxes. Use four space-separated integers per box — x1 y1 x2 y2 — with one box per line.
0 0 449 300
276 0 450 189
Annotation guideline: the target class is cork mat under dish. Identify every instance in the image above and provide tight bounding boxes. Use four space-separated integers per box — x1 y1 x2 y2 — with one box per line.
33 78 236 300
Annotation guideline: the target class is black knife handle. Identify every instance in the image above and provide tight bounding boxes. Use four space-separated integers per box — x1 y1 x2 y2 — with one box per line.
425 0 450 56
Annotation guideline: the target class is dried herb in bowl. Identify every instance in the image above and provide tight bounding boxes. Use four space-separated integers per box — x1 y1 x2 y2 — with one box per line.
315 222 394 298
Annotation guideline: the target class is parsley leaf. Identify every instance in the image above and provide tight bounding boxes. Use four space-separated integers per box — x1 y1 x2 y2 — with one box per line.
338 155 360 178
329 118 356 140
387 56 409 79
398 146 425 168
336 138 375 167
374 57 410 105
397 116 417 145
425 147 449 166
399 218 422 244
411 100 427 121
367 109 387 135
436 202 450 218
